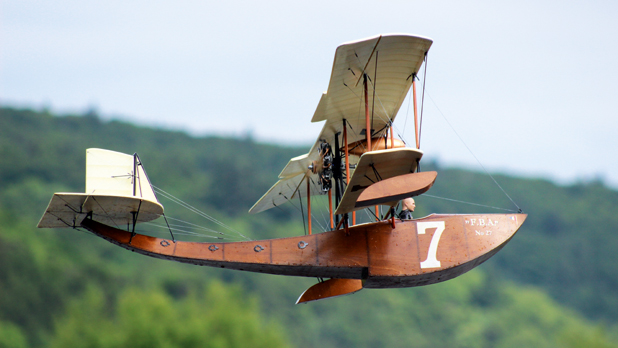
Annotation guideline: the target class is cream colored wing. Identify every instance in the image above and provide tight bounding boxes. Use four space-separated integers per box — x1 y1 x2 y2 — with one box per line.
251 34 431 214
37 193 163 228
334 147 423 215
310 34 432 149
248 170 327 214
86 148 157 202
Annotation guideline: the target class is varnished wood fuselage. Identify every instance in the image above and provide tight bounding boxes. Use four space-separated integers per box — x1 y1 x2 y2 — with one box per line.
81 213 526 288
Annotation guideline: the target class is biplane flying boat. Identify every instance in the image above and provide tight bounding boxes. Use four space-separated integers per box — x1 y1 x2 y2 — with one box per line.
38 34 526 303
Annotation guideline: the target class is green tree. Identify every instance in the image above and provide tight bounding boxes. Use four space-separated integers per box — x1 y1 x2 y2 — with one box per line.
0 321 29 348
50 282 290 348
3 107 618 347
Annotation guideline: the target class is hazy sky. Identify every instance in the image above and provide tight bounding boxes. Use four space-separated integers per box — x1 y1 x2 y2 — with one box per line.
2 1 617 188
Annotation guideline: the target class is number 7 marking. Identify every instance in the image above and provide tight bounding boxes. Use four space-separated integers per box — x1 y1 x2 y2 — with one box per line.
417 221 446 269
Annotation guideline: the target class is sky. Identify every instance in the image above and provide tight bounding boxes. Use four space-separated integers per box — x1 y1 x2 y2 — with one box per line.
2 0 617 188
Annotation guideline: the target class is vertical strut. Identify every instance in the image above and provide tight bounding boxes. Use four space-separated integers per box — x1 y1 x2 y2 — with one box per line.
364 75 378 220
343 119 354 225
328 188 334 230
307 177 312 235
413 75 420 150
333 133 341 227
129 200 142 244
132 153 138 196
389 121 394 149
364 74 371 152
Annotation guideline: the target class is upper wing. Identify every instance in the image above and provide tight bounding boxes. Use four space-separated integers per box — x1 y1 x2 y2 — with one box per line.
311 34 432 130
309 34 432 161
250 34 432 214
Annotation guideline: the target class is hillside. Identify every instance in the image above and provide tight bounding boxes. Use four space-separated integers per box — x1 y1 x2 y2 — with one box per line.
1 107 617 348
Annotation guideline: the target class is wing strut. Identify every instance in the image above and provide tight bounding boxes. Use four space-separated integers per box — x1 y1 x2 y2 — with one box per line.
363 73 382 220
333 132 342 227
343 118 355 225
364 73 371 153
307 177 312 235
413 75 420 149
354 35 382 87
328 188 333 229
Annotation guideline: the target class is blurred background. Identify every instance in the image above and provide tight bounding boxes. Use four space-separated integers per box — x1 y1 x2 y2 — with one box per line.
1 1 618 347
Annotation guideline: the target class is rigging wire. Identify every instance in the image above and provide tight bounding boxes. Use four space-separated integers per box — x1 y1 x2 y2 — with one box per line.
149 220 225 237
402 76 413 137
424 94 522 212
140 222 226 240
308 177 329 232
129 211 244 241
312 178 332 233
164 216 226 234
423 194 518 213
365 79 394 129
361 55 521 213
364 206 379 221
297 184 307 235
364 76 407 144
152 185 251 241
286 179 332 234
91 197 123 230
371 51 378 136
419 53 428 148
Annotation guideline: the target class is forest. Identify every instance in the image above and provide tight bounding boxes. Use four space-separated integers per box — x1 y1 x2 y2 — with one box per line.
1 106 617 347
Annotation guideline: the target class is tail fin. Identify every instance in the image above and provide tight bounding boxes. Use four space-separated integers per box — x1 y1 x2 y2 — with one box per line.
85 148 157 201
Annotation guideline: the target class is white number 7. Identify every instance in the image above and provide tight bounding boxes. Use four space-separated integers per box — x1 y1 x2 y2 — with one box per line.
417 221 446 269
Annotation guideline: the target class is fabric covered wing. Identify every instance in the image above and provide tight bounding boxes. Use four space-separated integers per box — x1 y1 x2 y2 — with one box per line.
86 148 158 202
37 193 163 228
334 148 423 215
251 34 432 214
310 34 432 145
249 171 328 214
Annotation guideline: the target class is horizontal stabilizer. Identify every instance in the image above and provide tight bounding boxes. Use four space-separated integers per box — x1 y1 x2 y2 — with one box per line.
38 193 163 228
356 171 437 208
296 278 363 304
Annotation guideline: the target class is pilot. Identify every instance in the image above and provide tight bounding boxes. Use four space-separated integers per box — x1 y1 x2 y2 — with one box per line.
398 197 415 220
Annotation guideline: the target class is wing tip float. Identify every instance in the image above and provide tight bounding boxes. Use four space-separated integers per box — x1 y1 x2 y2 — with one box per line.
296 279 364 304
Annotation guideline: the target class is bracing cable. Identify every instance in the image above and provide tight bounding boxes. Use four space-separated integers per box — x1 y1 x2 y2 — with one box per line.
419 53 428 148
425 95 522 212
153 186 251 240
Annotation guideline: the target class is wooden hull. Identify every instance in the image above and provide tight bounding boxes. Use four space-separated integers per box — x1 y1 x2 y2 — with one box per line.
81 213 525 288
